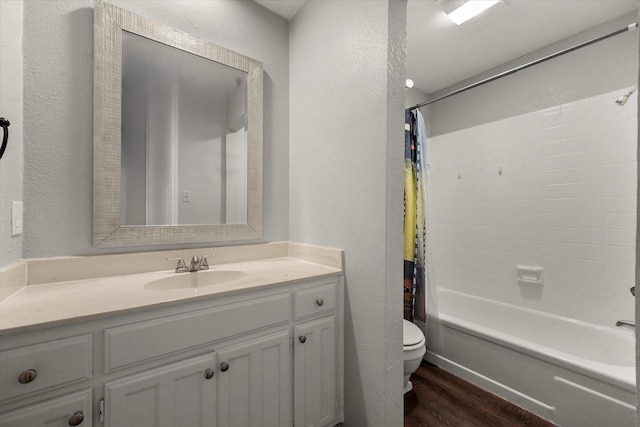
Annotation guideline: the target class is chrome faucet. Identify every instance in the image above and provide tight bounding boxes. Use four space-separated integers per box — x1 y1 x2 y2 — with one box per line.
187 255 211 272
614 288 636 328
167 255 215 273
615 320 635 328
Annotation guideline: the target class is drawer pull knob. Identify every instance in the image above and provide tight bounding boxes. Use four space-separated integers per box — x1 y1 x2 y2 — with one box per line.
315 298 324 307
204 368 215 379
68 411 84 426
220 362 230 372
18 369 37 384
299 335 307 344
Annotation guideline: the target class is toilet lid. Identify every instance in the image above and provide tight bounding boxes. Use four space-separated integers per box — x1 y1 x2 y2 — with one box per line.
403 319 424 346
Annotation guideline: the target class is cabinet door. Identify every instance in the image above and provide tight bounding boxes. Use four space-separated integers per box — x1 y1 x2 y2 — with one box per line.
104 353 216 427
216 329 291 427
294 316 336 427
0 389 92 427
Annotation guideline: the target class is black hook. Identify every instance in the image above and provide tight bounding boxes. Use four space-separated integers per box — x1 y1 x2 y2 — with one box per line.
0 118 10 160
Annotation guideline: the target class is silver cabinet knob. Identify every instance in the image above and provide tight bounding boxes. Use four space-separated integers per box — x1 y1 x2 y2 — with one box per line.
315 298 324 307
68 411 84 426
299 335 307 344
220 362 230 372
204 368 215 379
18 369 37 384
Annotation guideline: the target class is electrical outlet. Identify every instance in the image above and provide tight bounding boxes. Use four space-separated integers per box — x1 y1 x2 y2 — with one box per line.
182 191 191 202
11 201 22 236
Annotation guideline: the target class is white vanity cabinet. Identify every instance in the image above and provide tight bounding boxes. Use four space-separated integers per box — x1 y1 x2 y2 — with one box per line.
0 275 343 427
0 389 92 427
294 316 336 427
104 354 216 427
292 282 338 427
215 329 291 426
0 335 93 427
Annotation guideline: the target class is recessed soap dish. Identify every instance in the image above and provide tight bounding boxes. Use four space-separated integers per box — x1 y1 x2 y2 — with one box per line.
517 265 544 286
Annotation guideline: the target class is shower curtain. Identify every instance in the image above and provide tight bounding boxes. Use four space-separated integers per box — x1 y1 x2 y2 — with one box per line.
404 108 427 323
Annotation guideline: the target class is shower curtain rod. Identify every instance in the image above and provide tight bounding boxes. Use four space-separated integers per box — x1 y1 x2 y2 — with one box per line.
409 22 638 110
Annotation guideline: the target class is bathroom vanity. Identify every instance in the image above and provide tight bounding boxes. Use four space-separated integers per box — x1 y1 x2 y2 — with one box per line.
0 243 344 427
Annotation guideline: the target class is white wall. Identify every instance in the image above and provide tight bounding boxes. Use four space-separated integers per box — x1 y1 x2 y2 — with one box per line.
290 1 406 425
0 0 24 268
22 0 290 257
428 89 636 326
176 85 225 225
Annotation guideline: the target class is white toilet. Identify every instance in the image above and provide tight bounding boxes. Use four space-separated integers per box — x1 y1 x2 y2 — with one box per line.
403 319 426 393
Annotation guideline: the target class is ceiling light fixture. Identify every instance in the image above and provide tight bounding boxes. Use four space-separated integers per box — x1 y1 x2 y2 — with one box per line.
445 0 500 25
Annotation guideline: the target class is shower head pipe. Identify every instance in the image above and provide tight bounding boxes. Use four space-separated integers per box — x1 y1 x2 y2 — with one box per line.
615 86 637 106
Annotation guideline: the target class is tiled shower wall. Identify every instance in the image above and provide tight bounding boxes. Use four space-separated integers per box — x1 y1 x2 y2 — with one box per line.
427 88 637 326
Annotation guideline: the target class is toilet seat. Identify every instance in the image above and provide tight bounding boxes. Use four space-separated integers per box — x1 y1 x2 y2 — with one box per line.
403 319 425 347
402 319 426 395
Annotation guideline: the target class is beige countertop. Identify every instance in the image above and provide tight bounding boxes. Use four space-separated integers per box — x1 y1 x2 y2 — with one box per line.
0 255 342 335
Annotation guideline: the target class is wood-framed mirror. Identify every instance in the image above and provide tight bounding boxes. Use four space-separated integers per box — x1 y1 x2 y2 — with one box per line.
93 0 263 247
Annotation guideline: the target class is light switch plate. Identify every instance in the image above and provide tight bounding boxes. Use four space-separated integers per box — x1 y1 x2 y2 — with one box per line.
11 201 23 236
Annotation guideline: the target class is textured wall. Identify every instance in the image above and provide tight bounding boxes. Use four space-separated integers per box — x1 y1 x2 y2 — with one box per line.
22 0 289 257
428 89 636 327
0 0 24 267
290 1 406 425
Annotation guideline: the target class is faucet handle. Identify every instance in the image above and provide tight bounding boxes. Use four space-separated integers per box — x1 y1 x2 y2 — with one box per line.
200 254 216 270
167 257 187 273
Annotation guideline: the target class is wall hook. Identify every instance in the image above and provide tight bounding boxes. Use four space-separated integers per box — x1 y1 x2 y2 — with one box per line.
0 118 10 160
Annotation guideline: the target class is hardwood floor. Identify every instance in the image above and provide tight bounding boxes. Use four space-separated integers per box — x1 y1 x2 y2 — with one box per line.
404 362 555 427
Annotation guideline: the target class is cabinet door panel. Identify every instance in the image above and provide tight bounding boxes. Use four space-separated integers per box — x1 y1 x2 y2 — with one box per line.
0 389 92 427
216 330 291 427
294 316 336 427
105 353 216 427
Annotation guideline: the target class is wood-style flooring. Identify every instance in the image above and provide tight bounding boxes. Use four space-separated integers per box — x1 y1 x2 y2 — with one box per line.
404 362 555 427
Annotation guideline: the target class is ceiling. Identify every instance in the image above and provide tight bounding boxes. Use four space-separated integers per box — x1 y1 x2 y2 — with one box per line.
407 0 638 94
256 0 638 94
253 0 307 20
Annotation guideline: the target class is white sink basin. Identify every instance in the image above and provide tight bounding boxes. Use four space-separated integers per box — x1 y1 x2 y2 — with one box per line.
144 270 247 291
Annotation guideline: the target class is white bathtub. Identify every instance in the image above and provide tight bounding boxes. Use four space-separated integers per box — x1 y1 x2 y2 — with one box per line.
426 289 636 427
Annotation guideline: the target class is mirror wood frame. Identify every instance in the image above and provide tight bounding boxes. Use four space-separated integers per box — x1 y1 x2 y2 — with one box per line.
93 0 263 248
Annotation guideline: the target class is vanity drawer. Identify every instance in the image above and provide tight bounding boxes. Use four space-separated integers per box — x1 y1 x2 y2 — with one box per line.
0 334 93 402
105 293 290 372
0 389 92 427
294 281 336 320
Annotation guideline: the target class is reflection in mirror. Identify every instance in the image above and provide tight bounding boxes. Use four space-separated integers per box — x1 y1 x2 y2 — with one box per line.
93 0 263 247
121 32 248 226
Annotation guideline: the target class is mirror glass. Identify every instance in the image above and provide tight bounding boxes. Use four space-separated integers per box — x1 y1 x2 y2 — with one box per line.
93 0 263 247
121 32 248 226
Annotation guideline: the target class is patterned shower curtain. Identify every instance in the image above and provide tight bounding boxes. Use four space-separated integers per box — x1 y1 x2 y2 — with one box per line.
404 109 426 323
